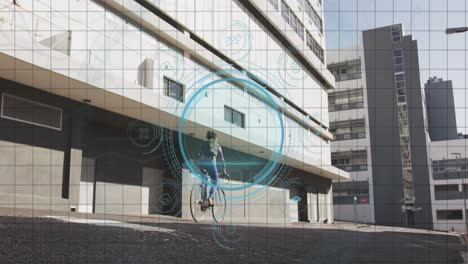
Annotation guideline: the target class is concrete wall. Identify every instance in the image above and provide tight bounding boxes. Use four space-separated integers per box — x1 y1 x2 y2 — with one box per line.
181 167 334 223
0 79 76 211
333 204 374 224
404 37 433 230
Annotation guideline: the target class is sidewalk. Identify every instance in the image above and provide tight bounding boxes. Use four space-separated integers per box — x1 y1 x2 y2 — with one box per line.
0 206 462 236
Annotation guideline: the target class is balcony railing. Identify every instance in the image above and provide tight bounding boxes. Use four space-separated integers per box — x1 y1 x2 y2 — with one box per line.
433 170 468 180
333 132 366 141
333 164 368 172
434 191 467 200
333 195 369 205
329 101 364 112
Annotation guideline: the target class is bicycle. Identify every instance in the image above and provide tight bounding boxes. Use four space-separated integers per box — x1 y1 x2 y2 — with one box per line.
190 171 229 223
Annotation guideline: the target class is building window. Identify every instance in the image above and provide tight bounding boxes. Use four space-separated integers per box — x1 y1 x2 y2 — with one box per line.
330 119 366 141
281 0 290 23
290 14 298 32
1 93 63 131
297 20 305 40
395 73 405 82
304 0 323 32
394 49 402 57
331 149 368 172
432 158 468 180
436 210 463 220
224 106 245 128
392 26 402 42
328 58 362 82
268 0 279 10
328 88 364 111
306 31 324 63
333 181 369 205
434 184 463 200
164 77 184 102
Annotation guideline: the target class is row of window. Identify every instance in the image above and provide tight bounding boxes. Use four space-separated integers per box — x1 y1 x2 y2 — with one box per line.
392 25 415 203
333 195 369 205
436 210 463 220
164 77 246 128
432 158 468 172
306 32 325 63
329 119 366 141
329 59 362 82
0 79 246 131
0 93 63 131
432 158 468 180
278 0 324 63
281 1 304 38
331 149 368 172
328 88 364 112
392 25 402 42
297 0 323 32
434 184 467 200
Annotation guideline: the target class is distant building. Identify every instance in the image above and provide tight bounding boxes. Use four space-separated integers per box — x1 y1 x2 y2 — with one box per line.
425 77 458 141
327 55 376 224
429 139 468 233
362 24 433 229
328 24 434 229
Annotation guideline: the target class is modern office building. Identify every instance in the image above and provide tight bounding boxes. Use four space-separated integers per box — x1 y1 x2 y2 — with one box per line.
0 0 347 223
362 24 433 229
425 77 458 141
328 24 435 228
429 139 468 233
327 51 375 224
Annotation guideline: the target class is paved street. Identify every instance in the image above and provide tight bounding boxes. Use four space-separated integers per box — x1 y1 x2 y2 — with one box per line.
0 210 464 264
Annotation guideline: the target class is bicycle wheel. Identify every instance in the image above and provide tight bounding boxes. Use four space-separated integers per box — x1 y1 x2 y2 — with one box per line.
190 184 207 222
212 188 227 223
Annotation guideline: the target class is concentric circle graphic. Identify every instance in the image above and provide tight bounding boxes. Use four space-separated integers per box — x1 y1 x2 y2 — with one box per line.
211 223 247 250
275 177 312 217
216 20 252 62
157 48 185 81
161 69 293 201
153 179 182 216
277 47 306 88
127 120 163 154
178 77 285 192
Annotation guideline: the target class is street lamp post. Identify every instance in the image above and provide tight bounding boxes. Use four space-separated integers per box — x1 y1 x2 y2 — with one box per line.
451 152 467 235
446 27 468 35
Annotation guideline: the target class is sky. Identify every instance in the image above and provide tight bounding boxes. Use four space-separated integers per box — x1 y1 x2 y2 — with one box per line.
324 0 468 134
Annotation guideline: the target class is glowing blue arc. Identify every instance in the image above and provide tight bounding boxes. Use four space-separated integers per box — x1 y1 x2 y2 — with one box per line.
178 77 285 192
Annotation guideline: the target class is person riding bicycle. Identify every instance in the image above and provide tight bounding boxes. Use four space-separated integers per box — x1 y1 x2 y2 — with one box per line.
199 131 227 206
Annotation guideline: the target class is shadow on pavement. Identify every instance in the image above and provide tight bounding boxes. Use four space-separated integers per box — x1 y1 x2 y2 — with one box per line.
0 216 463 264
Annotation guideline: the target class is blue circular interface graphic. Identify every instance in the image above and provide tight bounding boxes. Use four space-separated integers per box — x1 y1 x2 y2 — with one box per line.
178 77 285 192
